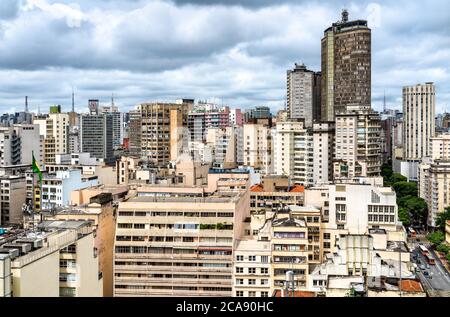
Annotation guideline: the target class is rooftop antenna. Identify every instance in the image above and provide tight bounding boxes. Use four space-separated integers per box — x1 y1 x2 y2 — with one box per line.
71 87 75 113
25 96 29 113
112 93 115 108
383 90 386 113
342 9 349 22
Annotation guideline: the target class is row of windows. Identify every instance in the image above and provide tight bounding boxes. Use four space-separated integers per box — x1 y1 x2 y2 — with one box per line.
235 278 269 286
118 211 234 217
236 291 269 297
235 267 269 274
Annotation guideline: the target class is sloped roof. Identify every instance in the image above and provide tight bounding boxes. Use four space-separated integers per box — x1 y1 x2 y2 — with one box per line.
289 185 305 193
399 280 423 292
250 184 264 192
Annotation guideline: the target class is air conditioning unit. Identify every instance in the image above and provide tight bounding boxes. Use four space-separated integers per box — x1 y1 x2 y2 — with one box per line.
15 238 43 250
0 248 20 259
2 243 32 255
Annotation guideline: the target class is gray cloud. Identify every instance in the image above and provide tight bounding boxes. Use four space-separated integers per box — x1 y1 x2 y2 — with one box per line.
0 0 449 115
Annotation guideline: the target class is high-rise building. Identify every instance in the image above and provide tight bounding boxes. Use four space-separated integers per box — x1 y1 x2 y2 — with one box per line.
333 111 382 180
419 133 450 227
273 120 313 186
0 127 21 167
137 102 192 166
40 110 70 165
402 83 436 160
114 187 249 297
286 63 320 127
243 123 273 175
321 10 371 121
101 106 125 149
313 122 335 184
127 110 142 158
80 114 114 164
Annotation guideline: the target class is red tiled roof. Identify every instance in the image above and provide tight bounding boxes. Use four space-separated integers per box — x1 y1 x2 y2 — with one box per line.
399 280 423 292
273 290 315 297
250 184 264 192
289 185 305 193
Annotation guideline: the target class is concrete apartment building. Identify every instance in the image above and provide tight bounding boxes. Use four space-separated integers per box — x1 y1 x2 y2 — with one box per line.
0 127 21 167
0 175 26 226
137 102 192 166
248 176 305 233
0 220 102 297
233 239 271 297
40 169 99 210
243 123 273 175
321 10 371 121
286 63 320 127
313 122 335 184
419 134 450 226
41 111 70 165
44 193 117 297
113 187 249 297
100 106 125 149
206 127 237 169
273 120 313 186
401 83 435 180
333 111 382 180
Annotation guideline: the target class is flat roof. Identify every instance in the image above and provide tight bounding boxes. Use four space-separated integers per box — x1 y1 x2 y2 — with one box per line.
128 194 240 204
38 220 91 230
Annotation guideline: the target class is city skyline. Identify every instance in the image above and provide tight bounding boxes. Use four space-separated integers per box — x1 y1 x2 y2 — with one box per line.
0 0 449 114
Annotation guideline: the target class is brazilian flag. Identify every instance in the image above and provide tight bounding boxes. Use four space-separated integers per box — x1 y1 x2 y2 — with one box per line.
32 152 43 183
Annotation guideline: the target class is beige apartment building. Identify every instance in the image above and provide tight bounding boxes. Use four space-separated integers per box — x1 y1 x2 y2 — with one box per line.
249 175 304 234
419 133 450 227
0 220 102 297
38 112 70 165
137 102 192 166
233 239 271 297
113 187 249 297
243 123 273 175
313 122 335 185
333 111 382 180
273 120 314 186
44 193 117 297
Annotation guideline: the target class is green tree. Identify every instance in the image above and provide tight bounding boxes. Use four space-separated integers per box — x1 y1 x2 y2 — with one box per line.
436 208 450 230
436 243 449 255
427 231 445 245
398 207 411 227
446 253 450 262
393 181 418 198
389 173 407 184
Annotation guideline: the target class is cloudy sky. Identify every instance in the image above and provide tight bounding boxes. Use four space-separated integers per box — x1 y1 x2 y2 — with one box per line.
0 0 449 114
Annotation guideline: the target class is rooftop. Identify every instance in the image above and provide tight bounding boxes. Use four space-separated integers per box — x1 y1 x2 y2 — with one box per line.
127 193 241 204
273 290 315 297
250 184 304 193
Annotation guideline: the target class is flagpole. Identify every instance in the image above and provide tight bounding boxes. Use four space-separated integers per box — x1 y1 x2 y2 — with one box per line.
32 151 35 231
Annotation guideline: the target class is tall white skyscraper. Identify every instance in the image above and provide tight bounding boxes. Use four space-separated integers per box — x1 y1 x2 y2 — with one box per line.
402 83 436 160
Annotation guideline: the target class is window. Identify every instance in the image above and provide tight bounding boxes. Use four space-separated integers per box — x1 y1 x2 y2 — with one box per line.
261 279 269 285
236 279 244 285
261 291 269 297
248 268 256 274
248 279 256 285
236 255 244 261
236 267 243 274
248 291 256 297
236 291 244 297
324 242 331 249
261 268 268 274
249 256 256 262
261 256 269 263
323 233 331 240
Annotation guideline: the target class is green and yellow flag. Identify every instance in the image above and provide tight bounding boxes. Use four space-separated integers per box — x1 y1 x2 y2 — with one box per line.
32 152 43 183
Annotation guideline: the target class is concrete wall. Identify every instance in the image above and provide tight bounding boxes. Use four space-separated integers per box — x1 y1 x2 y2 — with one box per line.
11 251 60 297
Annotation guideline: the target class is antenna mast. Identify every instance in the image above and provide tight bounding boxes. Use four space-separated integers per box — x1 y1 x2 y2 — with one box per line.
25 96 29 113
